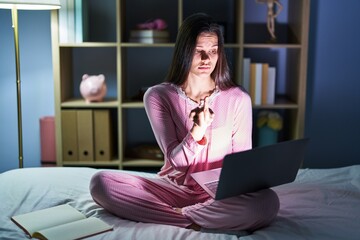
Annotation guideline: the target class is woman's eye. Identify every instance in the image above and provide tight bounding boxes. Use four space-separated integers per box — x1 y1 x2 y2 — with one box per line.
195 49 217 55
209 49 217 55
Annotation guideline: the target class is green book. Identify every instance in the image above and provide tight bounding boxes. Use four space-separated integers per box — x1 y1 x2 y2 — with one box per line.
11 204 112 240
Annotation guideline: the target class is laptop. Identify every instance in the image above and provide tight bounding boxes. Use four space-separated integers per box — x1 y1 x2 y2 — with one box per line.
191 138 309 200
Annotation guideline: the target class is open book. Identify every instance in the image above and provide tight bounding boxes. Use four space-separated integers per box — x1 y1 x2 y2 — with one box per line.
11 204 112 240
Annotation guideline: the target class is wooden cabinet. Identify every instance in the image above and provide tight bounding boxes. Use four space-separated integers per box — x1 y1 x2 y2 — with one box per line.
51 0 310 169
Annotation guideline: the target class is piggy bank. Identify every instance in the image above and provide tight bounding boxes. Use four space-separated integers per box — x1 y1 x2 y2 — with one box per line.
80 74 107 103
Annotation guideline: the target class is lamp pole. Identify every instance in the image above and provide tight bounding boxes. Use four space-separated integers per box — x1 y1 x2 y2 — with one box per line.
11 6 23 168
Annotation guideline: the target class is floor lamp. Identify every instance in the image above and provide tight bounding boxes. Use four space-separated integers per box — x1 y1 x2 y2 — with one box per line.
0 0 60 168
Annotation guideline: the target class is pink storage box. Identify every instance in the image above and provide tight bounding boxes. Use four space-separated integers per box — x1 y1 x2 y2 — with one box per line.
40 116 56 163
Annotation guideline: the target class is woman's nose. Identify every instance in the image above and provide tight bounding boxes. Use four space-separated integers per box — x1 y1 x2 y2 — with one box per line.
200 51 210 60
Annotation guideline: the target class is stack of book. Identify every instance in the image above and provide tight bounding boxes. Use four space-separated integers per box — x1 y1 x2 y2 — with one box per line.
242 58 276 106
59 0 88 43
129 30 169 44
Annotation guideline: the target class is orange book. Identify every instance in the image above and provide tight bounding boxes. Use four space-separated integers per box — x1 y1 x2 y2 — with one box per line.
250 63 262 105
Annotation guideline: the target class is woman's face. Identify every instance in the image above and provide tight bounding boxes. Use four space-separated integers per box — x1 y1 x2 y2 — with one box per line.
189 32 219 78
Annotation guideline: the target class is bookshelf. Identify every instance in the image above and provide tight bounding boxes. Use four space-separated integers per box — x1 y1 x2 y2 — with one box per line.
51 0 310 169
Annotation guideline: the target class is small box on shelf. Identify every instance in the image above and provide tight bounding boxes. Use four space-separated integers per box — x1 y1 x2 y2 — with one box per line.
129 30 170 43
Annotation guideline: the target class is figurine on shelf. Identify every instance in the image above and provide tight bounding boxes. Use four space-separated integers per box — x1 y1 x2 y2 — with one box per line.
256 0 283 42
79 74 107 103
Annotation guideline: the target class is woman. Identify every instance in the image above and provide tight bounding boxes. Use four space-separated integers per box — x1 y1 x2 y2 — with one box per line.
90 13 279 233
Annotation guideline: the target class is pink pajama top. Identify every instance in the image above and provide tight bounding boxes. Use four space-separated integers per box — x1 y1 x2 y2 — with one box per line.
144 83 252 193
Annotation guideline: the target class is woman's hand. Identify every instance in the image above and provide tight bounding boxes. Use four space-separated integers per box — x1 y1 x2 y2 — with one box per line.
189 97 215 141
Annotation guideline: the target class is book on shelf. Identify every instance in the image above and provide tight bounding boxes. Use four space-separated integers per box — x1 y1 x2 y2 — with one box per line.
58 0 68 43
59 0 74 43
261 63 269 105
266 67 276 104
59 0 88 43
249 61 276 105
75 0 89 43
250 63 263 105
66 0 75 43
242 58 251 92
11 204 113 240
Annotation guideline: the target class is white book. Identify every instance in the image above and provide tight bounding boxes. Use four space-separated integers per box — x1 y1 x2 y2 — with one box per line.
58 0 68 43
267 67 276 104
242 58 251 92
11 204 112 240
261 63 269 105
250 63 262 105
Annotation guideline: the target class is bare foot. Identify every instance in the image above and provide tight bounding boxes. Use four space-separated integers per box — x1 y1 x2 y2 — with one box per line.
187 223 201 231
175 208 201 231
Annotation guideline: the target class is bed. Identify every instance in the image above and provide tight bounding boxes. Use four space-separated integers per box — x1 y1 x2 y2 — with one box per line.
1 165 360 240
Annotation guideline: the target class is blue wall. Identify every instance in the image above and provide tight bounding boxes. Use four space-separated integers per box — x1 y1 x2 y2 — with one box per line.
304 0 360 168
0 10 54 172
0 0 359 172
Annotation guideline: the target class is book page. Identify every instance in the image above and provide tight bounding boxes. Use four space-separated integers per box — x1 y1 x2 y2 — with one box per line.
11 204 85 237
33 217 113 240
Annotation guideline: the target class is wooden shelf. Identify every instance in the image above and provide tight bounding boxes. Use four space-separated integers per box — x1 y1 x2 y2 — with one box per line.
243 43 301 49
120 43 174 48
62 160 120 167
121 101 144 108
51 0 310 169
60 42 118 47
61 99 118 108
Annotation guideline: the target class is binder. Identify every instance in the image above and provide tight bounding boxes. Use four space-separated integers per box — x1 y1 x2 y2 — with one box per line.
61 110 78 161
93 110 113 161
77 110 94 161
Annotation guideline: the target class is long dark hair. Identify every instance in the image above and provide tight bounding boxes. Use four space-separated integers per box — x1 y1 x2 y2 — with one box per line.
165 13 236 90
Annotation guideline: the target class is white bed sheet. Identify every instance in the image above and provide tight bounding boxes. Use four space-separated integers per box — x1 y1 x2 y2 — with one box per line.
0 165 359 240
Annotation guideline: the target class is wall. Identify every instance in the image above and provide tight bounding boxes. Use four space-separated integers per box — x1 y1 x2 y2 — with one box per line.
0 1 359 172
304 0 360 168
0 10 54 172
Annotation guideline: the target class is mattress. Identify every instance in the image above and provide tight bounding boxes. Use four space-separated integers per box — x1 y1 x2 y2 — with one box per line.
1 165 360 239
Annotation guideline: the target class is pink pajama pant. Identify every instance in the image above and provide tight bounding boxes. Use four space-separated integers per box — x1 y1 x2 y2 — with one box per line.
90 171 279 231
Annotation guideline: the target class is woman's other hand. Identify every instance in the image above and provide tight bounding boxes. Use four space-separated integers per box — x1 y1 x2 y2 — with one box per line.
189 97 214 141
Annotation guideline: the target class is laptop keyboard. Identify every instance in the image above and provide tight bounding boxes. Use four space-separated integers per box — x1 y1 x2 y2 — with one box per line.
204 180 219 194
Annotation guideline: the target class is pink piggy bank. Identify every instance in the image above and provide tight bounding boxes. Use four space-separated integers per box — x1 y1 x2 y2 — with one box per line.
80 74 107 103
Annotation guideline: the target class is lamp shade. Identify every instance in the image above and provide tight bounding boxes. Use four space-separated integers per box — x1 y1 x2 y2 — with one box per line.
0 0 60 9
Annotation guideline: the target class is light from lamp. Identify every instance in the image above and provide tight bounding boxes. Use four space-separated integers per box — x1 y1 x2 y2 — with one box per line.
0 0 60 10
